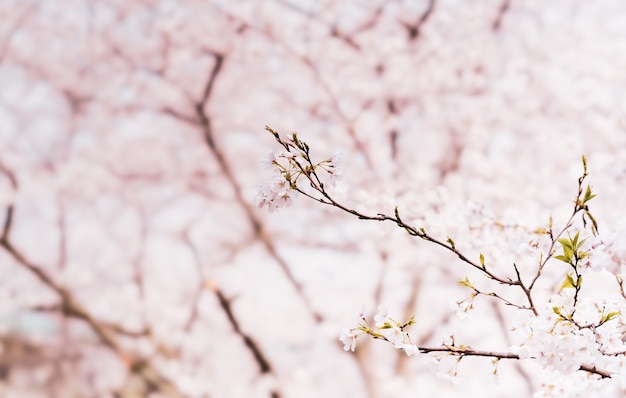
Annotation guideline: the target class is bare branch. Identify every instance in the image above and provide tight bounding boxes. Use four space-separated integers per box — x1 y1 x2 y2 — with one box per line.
194 55 325 322
402 0 436 41
492 0 512 31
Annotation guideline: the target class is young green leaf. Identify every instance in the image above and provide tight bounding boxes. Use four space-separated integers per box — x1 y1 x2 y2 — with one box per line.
558 237 573 251
602 311 620 323
560 273 576 290
583 185 596 203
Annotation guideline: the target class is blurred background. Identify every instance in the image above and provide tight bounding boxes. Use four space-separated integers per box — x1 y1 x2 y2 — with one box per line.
0 0 626 397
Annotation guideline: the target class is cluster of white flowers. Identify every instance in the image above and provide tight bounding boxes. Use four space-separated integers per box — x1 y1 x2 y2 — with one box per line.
511 288 626 378
322 152 345 187
587 218 626 274
260 135 626 395
256 134 345 212
424 337 465 385
340 305 420 357
255 150 300 213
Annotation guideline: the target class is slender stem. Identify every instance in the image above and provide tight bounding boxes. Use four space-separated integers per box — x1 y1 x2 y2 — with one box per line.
269 132 613 380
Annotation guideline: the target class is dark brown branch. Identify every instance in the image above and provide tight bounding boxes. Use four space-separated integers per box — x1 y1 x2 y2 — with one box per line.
162 107 200 126
193 54 323 323
29 304 150 338
267 130 615 379
492 0 512 31
528 169 591 292
403 0 436 41
329 26 361 50
419 346 610 378
275 131 598 319
0 205 184 397
0 205 13 243
268 129 521 295
214 288 273 375
200 52 224 107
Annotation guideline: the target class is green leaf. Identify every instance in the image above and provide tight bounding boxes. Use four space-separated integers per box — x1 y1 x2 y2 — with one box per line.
586 211 599 235
602 311 620 323
560 273 576 290
458 276 473 288
266 126 282 142
563 246 573 262
571 232 580 250
447 237 456 249
479 253 485 268
379 323 393 330
584 185 596 203
575 238 588 252
554 254 571 264
558 237 573 251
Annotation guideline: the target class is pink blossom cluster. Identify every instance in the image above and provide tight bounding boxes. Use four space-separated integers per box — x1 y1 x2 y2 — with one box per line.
341 305 419 357
255 150 300 213
255 142 345 212
587 218 626 274
511 289 626 395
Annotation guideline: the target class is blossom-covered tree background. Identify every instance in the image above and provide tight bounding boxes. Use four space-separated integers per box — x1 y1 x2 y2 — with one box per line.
1 0 626 397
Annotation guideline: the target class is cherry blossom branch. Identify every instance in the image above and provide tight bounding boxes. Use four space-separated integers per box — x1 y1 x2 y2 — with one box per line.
346 305 612 379
420 347 610 378
264 127 535 311
403 0 436 41
211 284 274 376
260 128 616 381
527 163 597 293
263 129 603 322
492 0 512 31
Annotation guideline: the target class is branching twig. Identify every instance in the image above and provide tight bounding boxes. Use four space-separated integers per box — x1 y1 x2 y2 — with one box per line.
0 166 184 397
402 0 436 41
265 129 614 380
492 0 511 31
0 207 185 397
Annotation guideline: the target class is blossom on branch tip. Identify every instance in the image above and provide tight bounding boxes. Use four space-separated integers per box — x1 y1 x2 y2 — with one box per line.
402 343 420 357
254 173 298 213
345 305 419 357
260 150 278 169
328 151 345 186
258 130 349 211
340 328 358 352
374 305 390 327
